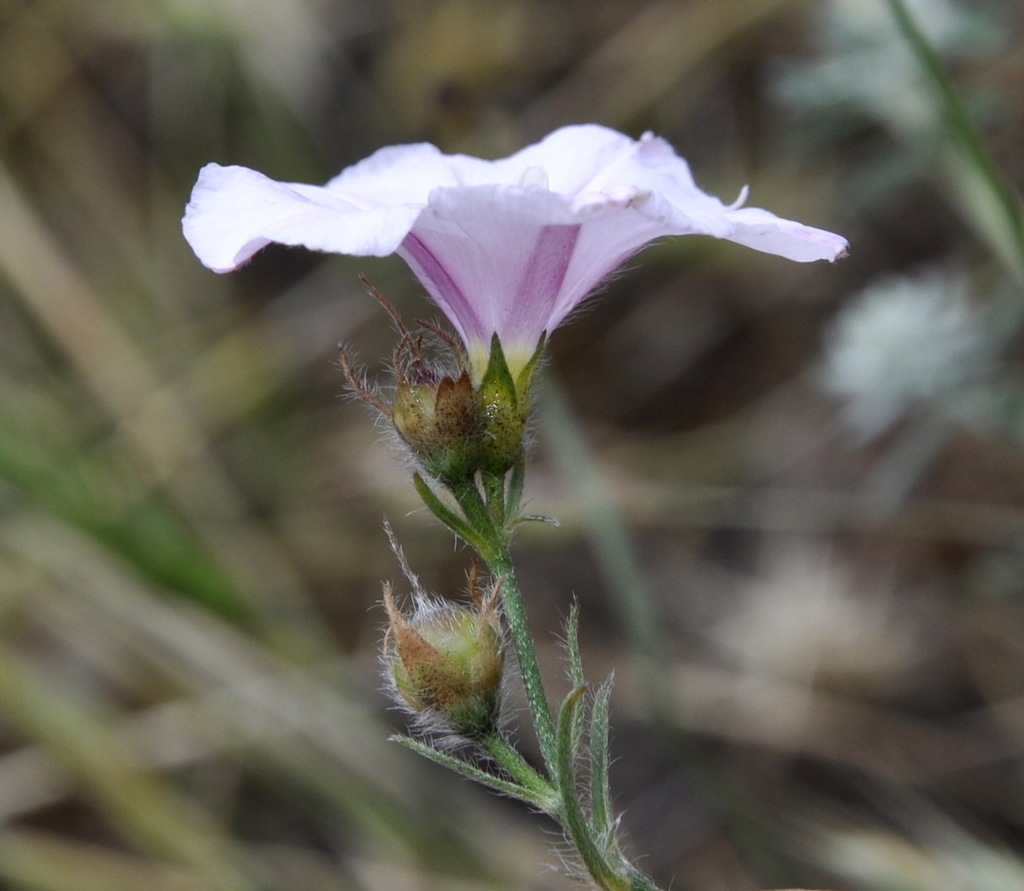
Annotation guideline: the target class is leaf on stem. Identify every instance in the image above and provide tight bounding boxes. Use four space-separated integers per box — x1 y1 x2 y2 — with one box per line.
565 605 584 688
505 457 526 522
564 606 587 756
589 678 618 851
391 735 547 806
509 513 559 529
412 473 490 555
555 685 627 890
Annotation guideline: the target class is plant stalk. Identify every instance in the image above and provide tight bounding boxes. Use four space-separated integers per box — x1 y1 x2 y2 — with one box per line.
488 545 558 775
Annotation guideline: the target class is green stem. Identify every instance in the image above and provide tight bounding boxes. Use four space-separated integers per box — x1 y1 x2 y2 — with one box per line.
435 472 557 770
489 546 558 773
425 465 665 889
393 734 545 806
482 470 507 530
449 477 494 538
480 730 558 812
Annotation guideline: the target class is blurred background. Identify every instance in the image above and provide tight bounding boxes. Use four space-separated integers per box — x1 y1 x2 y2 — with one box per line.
1 0 1023 888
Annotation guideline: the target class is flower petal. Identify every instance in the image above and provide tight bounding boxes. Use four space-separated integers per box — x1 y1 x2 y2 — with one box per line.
719 206 850 262
324 142 476 198
398 184 654 355
183 125 848 362
507 127 850 263
488 124 645 195
398 186 572 351
182 163 423 272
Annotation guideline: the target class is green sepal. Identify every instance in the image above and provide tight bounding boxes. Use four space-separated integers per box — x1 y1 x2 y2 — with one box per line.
515 333 546 402
477 336 527 475
480 334 518 408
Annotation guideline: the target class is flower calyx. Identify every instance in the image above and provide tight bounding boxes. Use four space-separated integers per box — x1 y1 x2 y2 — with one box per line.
342 279 544 487
392 355 480 486
476 334 544 476
383 565 505 738
339 279 484 484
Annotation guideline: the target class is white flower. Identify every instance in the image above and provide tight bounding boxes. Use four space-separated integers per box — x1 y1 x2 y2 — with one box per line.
183 124 847 376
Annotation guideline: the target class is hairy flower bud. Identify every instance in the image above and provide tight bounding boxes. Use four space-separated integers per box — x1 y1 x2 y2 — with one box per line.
383 576 504 738
392 370 480 483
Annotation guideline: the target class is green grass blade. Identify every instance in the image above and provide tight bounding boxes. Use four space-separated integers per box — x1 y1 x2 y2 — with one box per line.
887 0 1024 278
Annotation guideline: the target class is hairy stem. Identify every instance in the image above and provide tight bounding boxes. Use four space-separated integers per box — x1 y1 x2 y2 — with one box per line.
480 730 558 811
489 546 558 774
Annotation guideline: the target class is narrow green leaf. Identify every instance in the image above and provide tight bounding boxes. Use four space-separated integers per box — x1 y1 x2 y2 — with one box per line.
627 871 662 891
505 457 526 522
555 686 625 890
589 678 618 847
391 735 544 806
509 513 559 529
564 606 587 757
565 605 584 689
554 684 586 807
448 477 498 543
412 473 488 553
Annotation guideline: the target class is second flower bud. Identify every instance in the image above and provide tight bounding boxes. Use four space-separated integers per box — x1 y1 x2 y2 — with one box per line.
383 570 505 739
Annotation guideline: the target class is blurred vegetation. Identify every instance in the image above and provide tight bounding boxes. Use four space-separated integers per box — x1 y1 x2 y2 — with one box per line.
0 0 1023 889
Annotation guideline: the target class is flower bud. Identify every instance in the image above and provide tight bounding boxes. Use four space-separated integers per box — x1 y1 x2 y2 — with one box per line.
392 370 480 483
383 578 504 737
